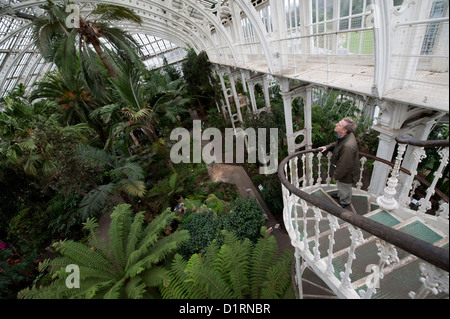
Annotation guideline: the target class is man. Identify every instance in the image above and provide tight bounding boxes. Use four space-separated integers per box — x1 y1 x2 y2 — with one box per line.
318 118 360 208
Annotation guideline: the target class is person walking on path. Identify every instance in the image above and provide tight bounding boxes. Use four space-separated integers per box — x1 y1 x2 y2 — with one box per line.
318 118 360 208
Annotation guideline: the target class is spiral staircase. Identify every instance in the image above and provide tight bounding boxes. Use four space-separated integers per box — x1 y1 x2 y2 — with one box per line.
278 136 449 299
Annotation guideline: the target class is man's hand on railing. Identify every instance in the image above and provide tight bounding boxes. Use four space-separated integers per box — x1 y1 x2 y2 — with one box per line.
318 146 327 153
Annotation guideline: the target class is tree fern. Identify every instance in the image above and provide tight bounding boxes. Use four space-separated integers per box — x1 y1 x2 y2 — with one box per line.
221 233 251 298
19 204 189 299
160 229 295 299
260 249 295 299
249 231 279 298
160 254 190 299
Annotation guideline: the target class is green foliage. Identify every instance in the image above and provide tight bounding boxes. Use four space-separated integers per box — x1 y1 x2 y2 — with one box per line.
0 246 38 299
181 49 219 117
19 204 189 299
224 198 265 243
32 0 144 83
76 145 147 218
160 230 295 299
178 197 265 259
259 174 284 215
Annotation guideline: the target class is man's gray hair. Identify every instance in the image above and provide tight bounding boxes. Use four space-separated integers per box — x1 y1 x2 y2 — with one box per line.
342 117 357 133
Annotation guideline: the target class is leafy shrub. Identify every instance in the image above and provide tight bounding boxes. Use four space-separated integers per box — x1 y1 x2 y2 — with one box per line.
224 197 265 243
0 247 38 299
179 197 265 259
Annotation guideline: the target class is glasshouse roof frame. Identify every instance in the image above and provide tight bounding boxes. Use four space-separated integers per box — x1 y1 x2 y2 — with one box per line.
0 0 448 113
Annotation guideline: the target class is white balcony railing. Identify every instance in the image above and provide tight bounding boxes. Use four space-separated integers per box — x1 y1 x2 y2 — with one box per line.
278 138 449 299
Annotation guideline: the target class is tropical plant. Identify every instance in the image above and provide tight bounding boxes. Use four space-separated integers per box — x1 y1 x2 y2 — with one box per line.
32 0 143 93
0 245 38 299
19 204 190 299
223 197 265 243
0 84 95 180
76 145 147 218
160 229 295 299
178 197 265 259
103 66 191 144
182 49 219 118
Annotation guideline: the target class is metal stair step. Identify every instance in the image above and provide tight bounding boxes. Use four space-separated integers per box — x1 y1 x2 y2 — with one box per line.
366 210 402 227
397 219 443 244
292 186 448 299
362 258 446 299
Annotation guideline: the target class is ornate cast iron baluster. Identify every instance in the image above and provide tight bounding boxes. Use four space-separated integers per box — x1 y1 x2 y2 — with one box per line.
326 152 332 186
308 152 314 186
301 153 307 190
418 147 449 215
326 214 340 276
377 143 407 210
300 199 309 250
399 147 426 208
356 156 367 190
409 262 449 299
313 206 322 261
340 226 365 291
316 152 323 186
359 240 399 299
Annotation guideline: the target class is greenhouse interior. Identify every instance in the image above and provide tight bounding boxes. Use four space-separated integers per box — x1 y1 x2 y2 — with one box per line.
0 0 448 300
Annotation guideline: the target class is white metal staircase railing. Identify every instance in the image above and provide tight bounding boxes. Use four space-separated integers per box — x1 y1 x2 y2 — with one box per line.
278 138 449 299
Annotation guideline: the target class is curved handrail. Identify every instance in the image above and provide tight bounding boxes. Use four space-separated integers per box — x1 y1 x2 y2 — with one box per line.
396 135 450 148
278 148 449 272
359 151 448 202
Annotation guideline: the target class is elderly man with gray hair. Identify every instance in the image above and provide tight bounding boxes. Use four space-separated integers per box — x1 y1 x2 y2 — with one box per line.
318 118 360 209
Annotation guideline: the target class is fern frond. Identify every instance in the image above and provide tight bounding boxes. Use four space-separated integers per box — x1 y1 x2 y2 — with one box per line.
221 233 251 298
119 178 146 197
260 250 294 299
128 209 174 266
82 279 115 299
160 255 189 299
184 254 209 299
78 183 115 219
109 204 133 269
249 233 278 298
125 211 145 261
82 217 112 261
204 239 220 270
103 278 126 299
141 265 171 288
126 230 189 278
53 240 113 273
189 262 234 299
125 276 146 299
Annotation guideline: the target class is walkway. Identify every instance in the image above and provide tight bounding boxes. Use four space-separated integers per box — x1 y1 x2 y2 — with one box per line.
207 163 293 254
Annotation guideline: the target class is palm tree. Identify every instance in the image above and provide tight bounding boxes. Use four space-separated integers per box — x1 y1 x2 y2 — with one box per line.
29 69 109 144
98 66 191 144
0 83 91 179
32 0 144 81
19 204 190 299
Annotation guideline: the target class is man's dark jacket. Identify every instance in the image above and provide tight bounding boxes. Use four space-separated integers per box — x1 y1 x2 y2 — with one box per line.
325 133 360 184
